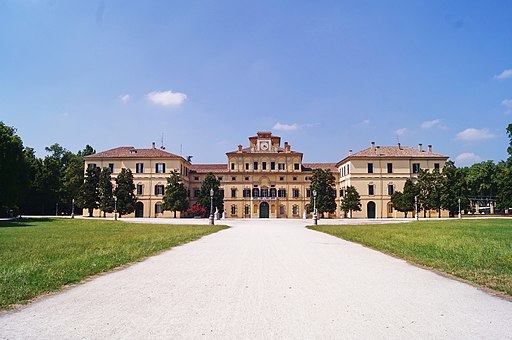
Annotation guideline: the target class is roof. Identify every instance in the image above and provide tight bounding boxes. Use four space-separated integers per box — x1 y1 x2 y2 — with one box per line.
226 146 301 155
189 164 229 174
302 163 338 172
84 146 182 159
337 145 448 166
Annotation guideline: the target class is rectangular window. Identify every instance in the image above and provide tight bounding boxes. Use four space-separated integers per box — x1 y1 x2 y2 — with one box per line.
231 163 235 170
368 163 374 173
294 163 300 170
87 163 97 169
156 163 165 173
245 176 250 181
293 176 298 181
278 163 285 170
278 189 287 198
245 163 249 170
340 189 344 197
137 184 143 195
305 176 311 181
194 176 199 181
293 189 299 198
368 184 374 196
271 162 276 170
194 189 200 198
261 188 268 197
306 189 311 198
253 162 258 170
232 176 236 181
388 204 393 214
412 163 420 174
231 188 237 198
347 164 350 174
108 163 114 173
155 204 163 214
244 205 250 215
262 162 267 170
387 163 393 174
388 184 394 195
136 163 144 173
243 189 251 198
434 163 440 170
279 176 285 181
218 176 223 181
155 185 165 196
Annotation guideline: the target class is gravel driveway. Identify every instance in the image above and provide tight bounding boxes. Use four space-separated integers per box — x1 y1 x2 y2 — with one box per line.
1 219 511 339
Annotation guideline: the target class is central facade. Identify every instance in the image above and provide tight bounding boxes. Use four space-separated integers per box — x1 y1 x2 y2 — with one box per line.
188 132 339 218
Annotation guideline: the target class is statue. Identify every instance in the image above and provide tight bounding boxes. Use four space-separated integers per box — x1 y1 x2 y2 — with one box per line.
214 207 220 220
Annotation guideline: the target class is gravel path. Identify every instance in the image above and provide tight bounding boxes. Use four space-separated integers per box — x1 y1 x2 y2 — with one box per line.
1 219 511 339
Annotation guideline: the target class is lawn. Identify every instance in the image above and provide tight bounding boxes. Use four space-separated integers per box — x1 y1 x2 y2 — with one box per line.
308 219 512 296
0 218 227 310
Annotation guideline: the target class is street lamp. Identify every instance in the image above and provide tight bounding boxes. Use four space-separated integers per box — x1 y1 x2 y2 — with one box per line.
114 196 118 220
71 198 75 219
313 189 318 225
415 195 419 221
209 188 214 225
458 198 461 219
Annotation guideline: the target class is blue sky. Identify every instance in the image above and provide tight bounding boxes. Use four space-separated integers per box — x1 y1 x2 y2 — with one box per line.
1 1 511 166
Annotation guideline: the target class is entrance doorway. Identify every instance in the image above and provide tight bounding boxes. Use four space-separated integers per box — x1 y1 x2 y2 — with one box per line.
259 202 269 218
135 202 144 218
367 201 376 219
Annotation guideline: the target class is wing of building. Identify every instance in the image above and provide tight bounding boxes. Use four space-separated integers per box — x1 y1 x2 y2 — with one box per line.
83 133 448 219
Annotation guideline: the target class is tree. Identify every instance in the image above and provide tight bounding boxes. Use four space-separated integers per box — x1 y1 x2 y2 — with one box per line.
391 179 418 218
114 168 136 217
465 161 498 198
197 172 223 217
440 161 469 216
162 170 189 218
309 169 337 217
340 186 361 218
98 167 114 217
506 123 512 162
79 167 100 217
0 122 28 216
495 162 512 211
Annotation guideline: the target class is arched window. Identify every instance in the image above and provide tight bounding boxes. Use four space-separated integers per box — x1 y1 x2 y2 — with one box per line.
155 203 163 214
292 205 299 215
279 205 285 215
270 188 277 197
252 188 260 197
244 205 250 216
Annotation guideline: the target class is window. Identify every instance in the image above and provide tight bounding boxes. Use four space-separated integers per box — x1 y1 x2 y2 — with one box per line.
306 189 311 198
279 176 285 181
292 205 299 215
156 163 165 173
155 185 164 196
293 176 298 181
278 163 285 170
194 189 200 198
253 162 258 170
368 163 374 173
388 184 394 196
262 162 267 170
219 189 224 198
293 189 299 198
218 176 223 181
194 176 199 181
155 203 163 214
243 188 251 198
231 188 237 198
340 189 344 197
368 184 375 196
261 188 268 197
244 205 250 216
232 176 236 181
294 163 300 170
270 188 276 197
278 189 287 197
347 164 350 174
245 163 249 170
271 162 276 170
137 184 143 195
136 163 144 173
305 176 311 181
108 163 114 173
387 163 393 173
245 176 250 181
87 163 97 169
280 205 285 215
231 163 235 170
231 205 237 215
252 188 260 197
434 163 440 170
388 204 394 214
412 163 420 173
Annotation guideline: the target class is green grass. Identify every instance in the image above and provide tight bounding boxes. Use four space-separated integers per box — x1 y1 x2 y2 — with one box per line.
309 219 512 296
0 218 227 310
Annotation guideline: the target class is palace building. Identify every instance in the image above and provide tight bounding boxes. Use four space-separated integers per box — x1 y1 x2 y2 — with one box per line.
83 132 449 219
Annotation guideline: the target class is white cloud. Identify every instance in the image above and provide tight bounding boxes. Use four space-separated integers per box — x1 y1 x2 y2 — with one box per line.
502 99 512 108
421 119 442 129
273 122 300 131
146 90 187 106
455 152 482 166
395 128 407 136
361 119 370 125
494 69 512 79
456 128 495 141
120 94 131 103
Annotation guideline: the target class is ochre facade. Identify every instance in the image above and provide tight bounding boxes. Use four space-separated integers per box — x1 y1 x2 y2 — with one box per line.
83 132 449 219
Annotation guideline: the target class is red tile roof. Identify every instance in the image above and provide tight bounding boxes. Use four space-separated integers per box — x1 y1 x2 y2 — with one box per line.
189 164 229 173
84 147 182 159
337 145 448 165
302 163 338 172
226 146 301 155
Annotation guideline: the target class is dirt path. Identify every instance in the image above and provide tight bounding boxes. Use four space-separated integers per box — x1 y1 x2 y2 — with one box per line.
1 219 511 339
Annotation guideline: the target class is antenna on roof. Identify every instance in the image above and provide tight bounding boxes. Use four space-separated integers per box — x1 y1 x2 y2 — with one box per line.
180 144 183 156
160 133 166 150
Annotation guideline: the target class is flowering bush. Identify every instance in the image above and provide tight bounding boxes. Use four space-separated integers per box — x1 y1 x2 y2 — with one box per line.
187 204 206 217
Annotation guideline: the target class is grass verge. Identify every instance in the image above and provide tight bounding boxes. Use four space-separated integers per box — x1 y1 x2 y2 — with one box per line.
0 218 227 310
308 219 512 296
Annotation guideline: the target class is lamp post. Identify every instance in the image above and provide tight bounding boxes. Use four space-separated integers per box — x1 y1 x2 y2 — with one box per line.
415 195 419 221
56 202 59 216
209 188 214 225
458 198 461 219
114 196 118 221
313 189 318 225
71 198 75 219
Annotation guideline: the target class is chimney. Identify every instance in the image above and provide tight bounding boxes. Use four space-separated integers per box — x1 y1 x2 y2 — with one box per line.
418 143 423 152
398 142 401 149
371 141 376 150
284 142 290 152
238 145 243 153
376 145 381 156
428 144 432 152
349 149 353 156
152 142 156 149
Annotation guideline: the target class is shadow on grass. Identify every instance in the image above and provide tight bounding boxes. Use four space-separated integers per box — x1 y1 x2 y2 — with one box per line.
0 218 56 228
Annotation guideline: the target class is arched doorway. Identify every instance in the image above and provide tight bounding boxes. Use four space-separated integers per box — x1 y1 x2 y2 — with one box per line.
367 201 376 219
135 202 144 218
259 202 269 218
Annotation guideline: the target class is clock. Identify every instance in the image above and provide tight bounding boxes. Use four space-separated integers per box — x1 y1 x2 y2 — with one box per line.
260 141 269 151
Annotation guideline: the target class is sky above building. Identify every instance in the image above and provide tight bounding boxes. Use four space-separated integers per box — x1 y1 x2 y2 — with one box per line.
1 1 511 166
